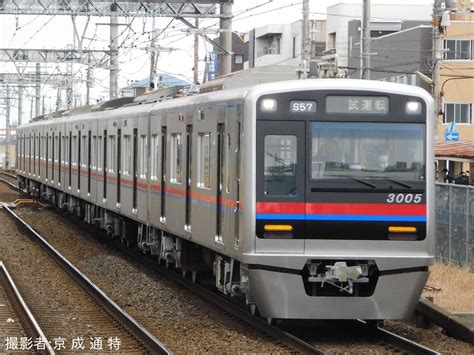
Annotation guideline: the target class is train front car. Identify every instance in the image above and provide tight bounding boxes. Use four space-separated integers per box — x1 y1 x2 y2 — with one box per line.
243 80 434 320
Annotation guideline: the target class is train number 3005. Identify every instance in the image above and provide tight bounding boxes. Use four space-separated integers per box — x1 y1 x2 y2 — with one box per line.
386 193 422 204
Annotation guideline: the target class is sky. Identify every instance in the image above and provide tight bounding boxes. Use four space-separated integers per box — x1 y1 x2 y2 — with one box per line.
0 0 435 125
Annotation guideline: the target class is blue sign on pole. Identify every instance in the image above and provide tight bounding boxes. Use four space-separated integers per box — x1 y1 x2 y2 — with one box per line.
445 121 460 142
208 52 219 81
445 131 460 141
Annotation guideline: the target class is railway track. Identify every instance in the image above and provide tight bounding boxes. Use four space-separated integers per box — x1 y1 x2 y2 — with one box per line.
1 203 171 354
8 204 445 354
95 224 441 354
0 262 54 354
0 176 21 193
0 171 18 185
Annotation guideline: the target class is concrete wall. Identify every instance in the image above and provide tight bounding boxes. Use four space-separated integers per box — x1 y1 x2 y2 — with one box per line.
326 2 432 67
244 20 326 69
347 21 432 91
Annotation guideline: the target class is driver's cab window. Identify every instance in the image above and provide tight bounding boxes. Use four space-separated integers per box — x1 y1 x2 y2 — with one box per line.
264 135 297 196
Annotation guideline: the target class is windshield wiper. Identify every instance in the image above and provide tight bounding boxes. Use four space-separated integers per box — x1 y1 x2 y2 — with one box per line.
350 177 376 188
387 179 412 189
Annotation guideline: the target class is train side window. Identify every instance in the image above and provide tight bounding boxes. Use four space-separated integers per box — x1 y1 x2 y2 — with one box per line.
264 135 298 197
225 133 231 193
72 135 77 166
97 136 102 171
68 132 72 187
28 133 31 172
123 135 131 175
92 136 97 169
58 133 61 184
197 132 212 189
64 135 68 165
109 135 116 173
82 134 87 168
150 134 159 180
170 133 182 184
139 135 147 179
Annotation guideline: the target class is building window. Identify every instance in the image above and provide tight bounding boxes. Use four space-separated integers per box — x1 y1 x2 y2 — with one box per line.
313 42 326 57
292 36 296 58
197 132 212 189
444 103 472 124
151 134 159 180
329 32 337 50
170 133 182 184
444 39 474 60
234 54 244 64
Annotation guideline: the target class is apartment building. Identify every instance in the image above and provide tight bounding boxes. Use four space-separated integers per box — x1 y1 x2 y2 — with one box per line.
244 20 326 69
435 0 474 180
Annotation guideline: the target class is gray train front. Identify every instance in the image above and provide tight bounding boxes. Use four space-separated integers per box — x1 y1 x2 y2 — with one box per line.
16 79 435 321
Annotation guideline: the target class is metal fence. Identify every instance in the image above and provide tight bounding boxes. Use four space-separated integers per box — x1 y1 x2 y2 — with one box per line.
435 183 474 269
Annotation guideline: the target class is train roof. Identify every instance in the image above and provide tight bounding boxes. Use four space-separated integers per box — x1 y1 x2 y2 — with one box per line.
18 78 433 129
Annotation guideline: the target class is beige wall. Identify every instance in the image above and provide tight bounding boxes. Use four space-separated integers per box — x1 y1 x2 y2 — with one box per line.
436 18 474 142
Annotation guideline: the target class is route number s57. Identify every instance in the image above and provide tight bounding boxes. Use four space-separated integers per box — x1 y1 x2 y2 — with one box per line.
386 193 422 204
290 100 317 113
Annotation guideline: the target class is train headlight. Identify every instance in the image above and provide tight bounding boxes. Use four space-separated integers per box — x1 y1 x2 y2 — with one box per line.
261 98 277 112
406 101 421 114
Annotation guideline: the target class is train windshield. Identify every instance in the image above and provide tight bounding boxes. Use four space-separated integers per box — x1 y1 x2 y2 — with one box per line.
311 122 425 181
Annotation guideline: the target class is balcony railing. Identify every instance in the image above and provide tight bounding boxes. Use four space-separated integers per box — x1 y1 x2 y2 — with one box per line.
256 46 280 58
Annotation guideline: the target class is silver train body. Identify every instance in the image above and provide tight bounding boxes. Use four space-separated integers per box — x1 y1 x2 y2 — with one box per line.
16 79 435 320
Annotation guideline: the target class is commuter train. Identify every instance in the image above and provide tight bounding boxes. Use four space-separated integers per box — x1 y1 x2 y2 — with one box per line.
16 78 435 321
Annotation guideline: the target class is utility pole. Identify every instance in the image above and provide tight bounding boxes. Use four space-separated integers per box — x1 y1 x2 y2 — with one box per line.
218 3 232 76
56 87 62 111
193 18 199 84
35 63 41 116
5 85 10 169
86 59 91 105
432 0 444 141
301 0 310 78
110 3 118 99
17 85 22 126
361 0 371 79
149 16 157 91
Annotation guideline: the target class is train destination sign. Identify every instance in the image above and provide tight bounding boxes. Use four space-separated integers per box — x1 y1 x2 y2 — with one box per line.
326 96 389 114
290 100 317 113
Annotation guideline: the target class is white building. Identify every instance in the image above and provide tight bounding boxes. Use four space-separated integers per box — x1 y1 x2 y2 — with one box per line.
244 20 326 69
326 1 432 67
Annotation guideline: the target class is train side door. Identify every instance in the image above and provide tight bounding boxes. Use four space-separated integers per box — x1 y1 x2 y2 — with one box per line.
255 120 306 253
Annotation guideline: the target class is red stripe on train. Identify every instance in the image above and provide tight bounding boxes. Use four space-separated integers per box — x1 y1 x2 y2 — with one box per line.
257 202 426 216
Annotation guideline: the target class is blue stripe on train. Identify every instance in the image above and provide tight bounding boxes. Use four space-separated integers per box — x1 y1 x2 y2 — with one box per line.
256 214 427 222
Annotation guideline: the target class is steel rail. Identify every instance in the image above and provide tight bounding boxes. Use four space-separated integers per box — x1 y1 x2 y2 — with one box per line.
1 204 172 355
0 261 56 355
0 171 17 180
0 177 21 192
357 320 440 355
